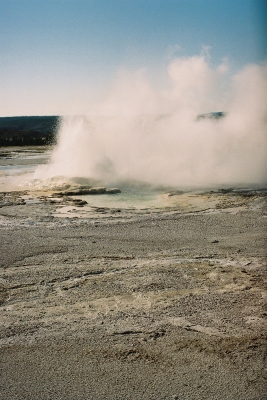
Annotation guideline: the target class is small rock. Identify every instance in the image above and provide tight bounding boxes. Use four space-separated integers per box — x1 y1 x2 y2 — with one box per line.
71 199 88 206
86 187 106 194
106 188 121 194
166 190 184 197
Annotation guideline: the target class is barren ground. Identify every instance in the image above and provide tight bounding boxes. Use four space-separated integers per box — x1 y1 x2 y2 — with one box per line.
0 186 266 399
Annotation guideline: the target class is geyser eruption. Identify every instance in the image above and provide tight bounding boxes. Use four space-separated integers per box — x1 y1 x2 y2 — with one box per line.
35 54 267 189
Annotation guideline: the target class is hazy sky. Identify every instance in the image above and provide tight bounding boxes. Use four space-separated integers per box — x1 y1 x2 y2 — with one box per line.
1 0 266 116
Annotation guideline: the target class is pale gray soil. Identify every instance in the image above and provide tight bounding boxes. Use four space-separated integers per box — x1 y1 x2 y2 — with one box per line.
0 188 267 400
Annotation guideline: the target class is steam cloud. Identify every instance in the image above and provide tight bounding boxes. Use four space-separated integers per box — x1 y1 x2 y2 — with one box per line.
36 54 267 188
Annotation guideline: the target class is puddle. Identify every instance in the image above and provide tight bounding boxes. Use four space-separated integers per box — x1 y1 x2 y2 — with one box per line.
71 190 166 210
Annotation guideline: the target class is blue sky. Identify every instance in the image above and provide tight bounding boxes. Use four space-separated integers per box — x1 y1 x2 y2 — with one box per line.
0 0 266 116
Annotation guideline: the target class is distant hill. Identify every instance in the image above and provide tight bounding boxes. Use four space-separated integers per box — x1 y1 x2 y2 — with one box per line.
0 116 60 146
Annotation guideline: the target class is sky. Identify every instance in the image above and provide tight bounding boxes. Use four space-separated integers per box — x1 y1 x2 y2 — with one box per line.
0 0 267 116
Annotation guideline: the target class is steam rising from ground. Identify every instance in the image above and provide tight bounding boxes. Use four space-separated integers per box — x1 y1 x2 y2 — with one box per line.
36 54 267 188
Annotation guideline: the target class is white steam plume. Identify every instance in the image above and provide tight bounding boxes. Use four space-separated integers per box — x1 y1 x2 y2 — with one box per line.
35 54 267 188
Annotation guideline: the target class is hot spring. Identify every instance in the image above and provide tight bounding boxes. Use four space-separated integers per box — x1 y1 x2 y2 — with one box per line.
1 54 266 203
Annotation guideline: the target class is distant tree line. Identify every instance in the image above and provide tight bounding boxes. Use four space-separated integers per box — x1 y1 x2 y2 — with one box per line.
196 112 226 121
0 116 60 146
0 130 56 146
0 113 226 147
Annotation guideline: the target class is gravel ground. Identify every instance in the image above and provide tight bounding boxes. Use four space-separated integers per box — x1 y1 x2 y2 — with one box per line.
0 189 266 400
